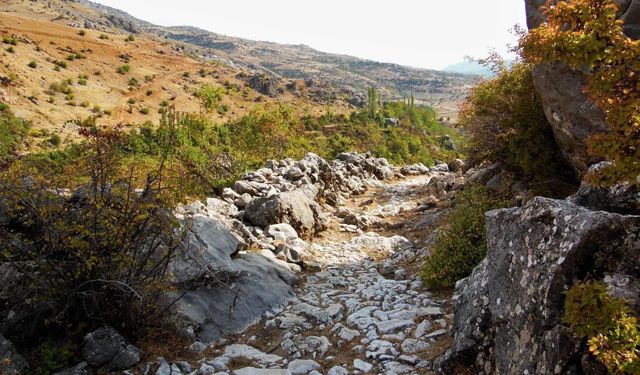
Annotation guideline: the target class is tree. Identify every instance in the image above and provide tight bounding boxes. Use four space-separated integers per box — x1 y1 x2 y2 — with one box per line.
367 85 379 119
195 84 223 113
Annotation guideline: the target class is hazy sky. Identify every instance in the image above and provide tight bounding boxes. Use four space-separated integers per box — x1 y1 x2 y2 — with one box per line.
92 0 526 70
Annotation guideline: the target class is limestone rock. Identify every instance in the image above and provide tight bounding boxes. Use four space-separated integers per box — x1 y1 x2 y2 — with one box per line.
245 190 327 239
436 197 640 374
82 327 141 371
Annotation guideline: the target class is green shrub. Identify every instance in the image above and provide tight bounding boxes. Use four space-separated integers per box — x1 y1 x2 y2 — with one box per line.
139 107 150 115
128 77 139 87
78 30 86 36
98 33 109 40
0 124 186 340
195 83 223 112
564 281 640 373
53 60 67 69
2 36 17 45
6 46 14 54
27 60 37 68
458 60 569 184
0 104 30 164
47 134 61 147
126 34 135 42
422 186 508 289
117 64 131 74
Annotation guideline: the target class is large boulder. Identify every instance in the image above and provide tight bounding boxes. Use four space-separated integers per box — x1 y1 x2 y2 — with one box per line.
171 253 296 343
169 214 296 343
436 197 640 374
568 163 640 215
524 0 640 177
82 327 141 371
244 190 327 239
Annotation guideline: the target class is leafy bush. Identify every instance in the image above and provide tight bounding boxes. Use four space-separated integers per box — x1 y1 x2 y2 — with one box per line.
0 123 185 339
520 0 639 186
564 281 640 373
53 60 67 69
195 83 223 112
99 33 109 40
27 61 37 68
77 30 86 36
117 64 131 74
2 36 17 45
422 186 508 289
458 60 569 184
0 104 30 164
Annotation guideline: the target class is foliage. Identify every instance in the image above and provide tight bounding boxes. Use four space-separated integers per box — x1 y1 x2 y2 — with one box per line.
564 281 640 373
0 104 30 164
458 60 570 184
117 64 131 74
27 61 37 69
422 186 508 289
520 0 640 186
195 84 223 112
367 85 380 119
0 121 185 339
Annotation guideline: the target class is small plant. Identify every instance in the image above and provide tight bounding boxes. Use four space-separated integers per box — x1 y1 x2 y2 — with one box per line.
128 77 139 87
78 30 86 36
48 134 61 147
182 71 190 78
194 83 223 112
103 109 112 116
28 60 38 68
422 186 508 289
47 96 55 104
139 107 150 115
126 34 135 42
92 104 101 113
99 33 109 40
53 60 67 69
80 100 89 108
564 281 640 373
94 70 101 76
77 78 87 85
6 46 14 54
198 68 206 77
117 64 131 74
2 36 17 45
146 89 153 96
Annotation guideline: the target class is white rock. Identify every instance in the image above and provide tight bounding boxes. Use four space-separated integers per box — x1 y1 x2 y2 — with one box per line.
224 344 282 366
327 366 349 375
288 359 321 374
353 359 374 373
376 319 415 334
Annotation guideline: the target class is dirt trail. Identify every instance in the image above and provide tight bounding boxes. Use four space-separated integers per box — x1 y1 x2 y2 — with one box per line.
186 174 454 375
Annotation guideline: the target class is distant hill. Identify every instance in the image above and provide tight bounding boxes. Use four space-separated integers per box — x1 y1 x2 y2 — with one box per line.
443 61 495 77
0 0 479 119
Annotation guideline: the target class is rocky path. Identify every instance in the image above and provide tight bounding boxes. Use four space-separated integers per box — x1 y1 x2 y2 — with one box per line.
171 173 455 375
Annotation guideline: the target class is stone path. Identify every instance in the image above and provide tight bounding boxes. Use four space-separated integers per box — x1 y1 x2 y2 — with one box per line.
162 173 455 375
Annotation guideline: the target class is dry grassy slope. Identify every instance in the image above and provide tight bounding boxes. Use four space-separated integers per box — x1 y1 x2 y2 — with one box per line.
1 0 477 120
0 10 349 150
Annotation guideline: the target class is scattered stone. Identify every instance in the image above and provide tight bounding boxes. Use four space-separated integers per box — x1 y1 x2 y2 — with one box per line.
353 359 374 372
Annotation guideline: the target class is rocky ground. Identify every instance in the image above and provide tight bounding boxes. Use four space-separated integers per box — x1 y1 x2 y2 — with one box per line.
152 163 459 374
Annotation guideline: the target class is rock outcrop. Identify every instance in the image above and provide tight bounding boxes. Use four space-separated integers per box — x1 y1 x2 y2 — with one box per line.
525 0 640 177
436 197 640 374
167 152 402 343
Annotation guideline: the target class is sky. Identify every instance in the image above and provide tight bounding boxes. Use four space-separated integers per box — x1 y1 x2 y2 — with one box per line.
92 0 527 70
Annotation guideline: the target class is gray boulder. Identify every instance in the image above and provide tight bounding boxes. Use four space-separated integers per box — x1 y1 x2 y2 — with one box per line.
245 190 327 239
568 163 640 215
0 333 28 374
436 197 640 374
525 0 640 176
82 327 141 371
171 253 296 343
